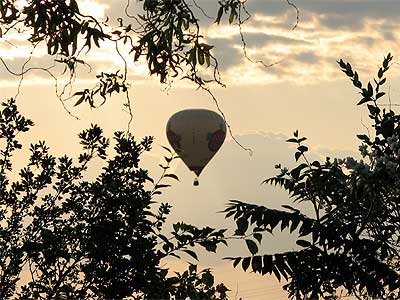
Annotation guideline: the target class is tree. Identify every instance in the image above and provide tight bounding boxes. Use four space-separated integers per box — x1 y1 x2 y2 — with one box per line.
0 98 229 299
0 0 274 109
224 54 400 300
0 2 268 298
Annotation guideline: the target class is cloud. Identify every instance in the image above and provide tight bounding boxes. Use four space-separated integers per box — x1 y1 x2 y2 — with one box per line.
202 0 400 85
1 0 399 88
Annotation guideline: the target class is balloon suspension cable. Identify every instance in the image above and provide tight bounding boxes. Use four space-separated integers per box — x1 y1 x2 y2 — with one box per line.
193 177 199 186
202 86 253 156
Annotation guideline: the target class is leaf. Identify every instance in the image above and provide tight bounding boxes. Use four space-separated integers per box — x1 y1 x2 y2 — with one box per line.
274 254 290 280
295 151 302 162
353 71 361 87
236 218 248 235
242 257 251 271
201 270 214 287
357 97 372 106
189 48 196 65
290 217 301 233
173 223 180 232
297 137 307 143
262 255 273 275
251 255 262 273
282 204 300 213
205 53 211 67
253 233 262 243
93 36 100 48
169 253 180 259
268 212 280 231
290 163 308 179
215 7 223 24
198 49 205 65
280 216 290 231
376 92 385 100
312 229 319 244
154 184 171 189
183 249 198 261
299 220 313 236
367 82 373 96
233 257 241 268
311 161 321 167
367 105 380 116
286 138 298 143
353 80 362 88
189 264 197 273
200 241 217 252
164 173 179 181
229 7 237 24
297 145 308 153
357 134 371 143
245 239 258 255
383 56 389 68
74 95 85 106
296 239 311 248
225 210 235 218
158 164 169 170
346 62 353 76
272 265 281 282
337 59 346 69
378 68 384 78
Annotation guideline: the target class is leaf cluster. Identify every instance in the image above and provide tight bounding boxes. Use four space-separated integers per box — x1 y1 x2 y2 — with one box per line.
23 0 107 56
215 0 243 25
0 99 228 299
224 55 400 300
167 264 229 300
131 0 219 85
73 71 129 107
0 0 252 110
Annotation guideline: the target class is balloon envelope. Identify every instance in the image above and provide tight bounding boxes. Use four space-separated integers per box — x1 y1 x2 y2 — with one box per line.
166 109 226 176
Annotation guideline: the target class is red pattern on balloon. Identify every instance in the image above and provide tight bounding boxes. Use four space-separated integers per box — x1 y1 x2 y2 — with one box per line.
208 129 226 152
167 130 181 151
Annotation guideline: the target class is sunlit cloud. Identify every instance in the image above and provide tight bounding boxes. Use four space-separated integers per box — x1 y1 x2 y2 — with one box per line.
0 0 399 87
205 7 400 85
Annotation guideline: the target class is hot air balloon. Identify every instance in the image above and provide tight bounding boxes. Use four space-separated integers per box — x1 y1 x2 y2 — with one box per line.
166 109 226 186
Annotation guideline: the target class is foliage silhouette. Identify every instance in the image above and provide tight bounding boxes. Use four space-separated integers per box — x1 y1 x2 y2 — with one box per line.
0 1 236 102
0 98 228 299
0 0 297 111
224 54 400 300
0 0 289 152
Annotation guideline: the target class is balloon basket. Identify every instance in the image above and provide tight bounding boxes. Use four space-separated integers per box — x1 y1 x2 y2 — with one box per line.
193 178 199 186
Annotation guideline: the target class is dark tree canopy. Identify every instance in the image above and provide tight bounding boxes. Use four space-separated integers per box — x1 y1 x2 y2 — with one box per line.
0 98 229 299
224 55 400 300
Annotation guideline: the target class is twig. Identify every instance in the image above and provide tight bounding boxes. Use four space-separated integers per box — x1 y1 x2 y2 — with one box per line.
124 0 146 32
201 85 253 156
192 0 213 19
237 3 282 68
286 0 299 30
115 41 134 132
360 117 371 139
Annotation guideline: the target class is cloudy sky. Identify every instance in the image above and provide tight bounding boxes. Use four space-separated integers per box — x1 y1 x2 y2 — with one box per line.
1 0 399 299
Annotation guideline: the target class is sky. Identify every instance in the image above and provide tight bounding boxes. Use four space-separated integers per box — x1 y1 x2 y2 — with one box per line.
1 0 400 299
